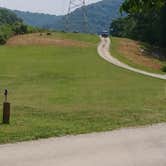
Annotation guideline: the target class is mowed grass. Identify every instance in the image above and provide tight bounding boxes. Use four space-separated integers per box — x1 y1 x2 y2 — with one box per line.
0 33 166 144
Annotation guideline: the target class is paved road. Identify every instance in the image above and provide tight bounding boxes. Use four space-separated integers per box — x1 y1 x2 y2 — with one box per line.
97 37 166 80
0 124 166 166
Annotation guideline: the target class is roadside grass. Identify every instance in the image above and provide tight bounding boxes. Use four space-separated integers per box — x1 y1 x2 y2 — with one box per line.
110 37 166 74
0 32 166 144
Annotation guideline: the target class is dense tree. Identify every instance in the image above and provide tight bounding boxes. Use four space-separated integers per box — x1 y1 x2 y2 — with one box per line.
160 4 166 47
120 0 165 13
12 22 28 35
0 8 36 44
111 0 166 47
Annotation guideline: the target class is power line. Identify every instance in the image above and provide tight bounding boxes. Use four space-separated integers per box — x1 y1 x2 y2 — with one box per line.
65 0 89 33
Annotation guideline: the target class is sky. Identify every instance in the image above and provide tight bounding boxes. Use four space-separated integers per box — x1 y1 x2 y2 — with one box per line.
0 0 101 15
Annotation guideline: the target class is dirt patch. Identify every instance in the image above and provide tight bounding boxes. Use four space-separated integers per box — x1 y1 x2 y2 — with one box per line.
117 38 162 70
6 33 90 47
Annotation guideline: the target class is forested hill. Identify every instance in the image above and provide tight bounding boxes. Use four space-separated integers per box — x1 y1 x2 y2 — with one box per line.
110 0 166 48
0 8 23 44
0 7 22 25
61 0 124 33
14 0 124 33
13 10 62 29
0 8 29 44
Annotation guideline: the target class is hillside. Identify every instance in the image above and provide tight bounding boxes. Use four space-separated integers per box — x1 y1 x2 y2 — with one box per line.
14 10 62 29
63 0 124 33
111 37 166 74
0 8 28 44
0 7 22 25
14 0 124 33
0 32 166 143
110 0 166 48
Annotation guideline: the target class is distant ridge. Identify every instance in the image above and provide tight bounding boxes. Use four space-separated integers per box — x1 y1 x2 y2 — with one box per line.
13 0 124 33
13 10 62 29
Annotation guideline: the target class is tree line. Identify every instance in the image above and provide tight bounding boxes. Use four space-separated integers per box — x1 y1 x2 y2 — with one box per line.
0 8 38 44
110 0 166 48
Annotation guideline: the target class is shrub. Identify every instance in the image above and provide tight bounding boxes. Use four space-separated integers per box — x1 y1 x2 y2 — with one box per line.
12 22 28 35
46 32 52 35
0 35 7 44
162 66 166 72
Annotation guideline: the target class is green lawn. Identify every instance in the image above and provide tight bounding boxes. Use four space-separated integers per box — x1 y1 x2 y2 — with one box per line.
0 33 166 144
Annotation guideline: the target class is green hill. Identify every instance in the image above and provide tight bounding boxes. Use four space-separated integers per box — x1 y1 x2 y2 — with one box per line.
14 0 124 33
62 0 124 33
13 10 62 29
0 32 166 143
0 8 28 44
0 7 22 25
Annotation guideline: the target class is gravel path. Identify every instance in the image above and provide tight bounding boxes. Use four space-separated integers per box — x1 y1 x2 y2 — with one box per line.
0 124 166 166
97 37 166 80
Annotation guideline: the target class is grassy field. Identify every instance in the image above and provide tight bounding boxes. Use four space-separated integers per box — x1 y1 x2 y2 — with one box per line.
0 32 166 144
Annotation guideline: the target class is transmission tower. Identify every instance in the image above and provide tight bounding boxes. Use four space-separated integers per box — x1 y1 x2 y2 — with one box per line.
65 0 89 33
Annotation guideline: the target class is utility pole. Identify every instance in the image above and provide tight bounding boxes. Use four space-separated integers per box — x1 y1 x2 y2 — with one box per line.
65 0 89 33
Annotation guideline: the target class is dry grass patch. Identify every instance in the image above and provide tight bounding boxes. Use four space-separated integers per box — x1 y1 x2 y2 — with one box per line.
6 33 90 47
116 38 162 70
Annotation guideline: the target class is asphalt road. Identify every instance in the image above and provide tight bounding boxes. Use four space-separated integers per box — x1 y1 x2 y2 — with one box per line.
0 124 166 166
97 37 166 80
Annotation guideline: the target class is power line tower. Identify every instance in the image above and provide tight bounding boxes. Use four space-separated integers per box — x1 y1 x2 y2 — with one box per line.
65 0 89 33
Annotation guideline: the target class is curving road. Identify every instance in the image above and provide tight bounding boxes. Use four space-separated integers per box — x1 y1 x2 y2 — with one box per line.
0 124 166 166
97 37 166 80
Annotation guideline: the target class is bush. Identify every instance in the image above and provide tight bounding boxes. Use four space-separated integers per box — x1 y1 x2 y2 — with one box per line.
12 22 28 35
46 32 52 35
0 35 7 44
26 26 40 33
0 8 36 45
162 66 166 72
0 24 13 44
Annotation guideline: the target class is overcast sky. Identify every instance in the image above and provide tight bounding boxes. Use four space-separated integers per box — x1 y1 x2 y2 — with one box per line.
0 0 101 15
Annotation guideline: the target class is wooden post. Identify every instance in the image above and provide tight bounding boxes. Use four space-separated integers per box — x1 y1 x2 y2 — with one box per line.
2 89 10 124
3 102 10 124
